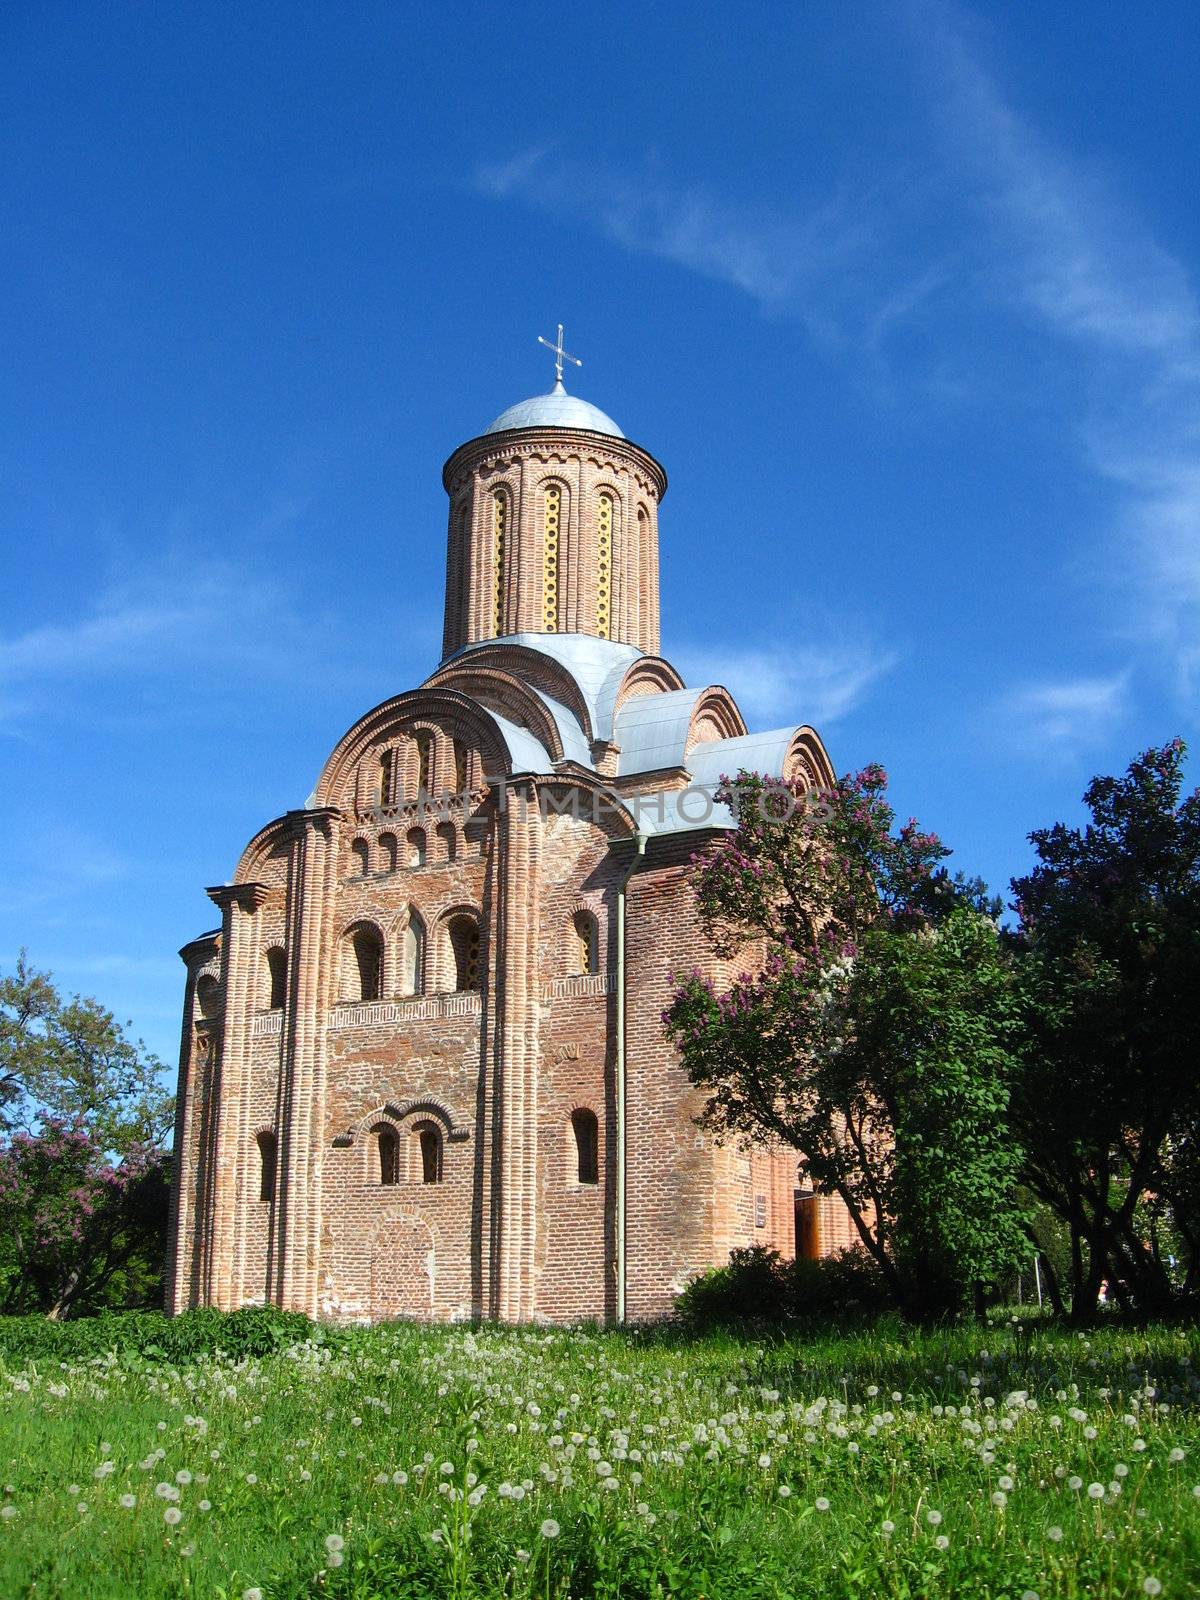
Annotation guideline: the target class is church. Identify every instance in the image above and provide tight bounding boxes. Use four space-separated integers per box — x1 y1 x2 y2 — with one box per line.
165 332 854 1324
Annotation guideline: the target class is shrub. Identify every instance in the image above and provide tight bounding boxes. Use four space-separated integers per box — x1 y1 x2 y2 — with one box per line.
0 1305 327 1364
675 1245 891 1330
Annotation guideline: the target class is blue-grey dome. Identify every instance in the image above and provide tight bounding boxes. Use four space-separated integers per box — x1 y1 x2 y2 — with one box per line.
485 380 624 439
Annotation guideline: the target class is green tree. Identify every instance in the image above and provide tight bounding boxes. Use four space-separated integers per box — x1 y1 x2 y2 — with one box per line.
0 1122 170 1317
1011 739 1200 1317
0 952 173 1151
0 954 174 1316
665 767 1025 1321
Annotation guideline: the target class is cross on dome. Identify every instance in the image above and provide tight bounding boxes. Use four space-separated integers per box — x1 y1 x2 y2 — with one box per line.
537 323 582 390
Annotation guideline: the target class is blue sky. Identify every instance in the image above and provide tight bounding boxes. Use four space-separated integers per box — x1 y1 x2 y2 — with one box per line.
2 1 1197 1070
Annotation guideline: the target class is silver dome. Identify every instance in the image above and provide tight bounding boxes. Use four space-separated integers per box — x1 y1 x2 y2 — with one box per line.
484 379 624 439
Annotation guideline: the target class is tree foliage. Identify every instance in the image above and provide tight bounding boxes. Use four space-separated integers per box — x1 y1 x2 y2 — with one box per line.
665 767 1025 1320
0 954 173 1316
0 1122 170 1318
0 952 173 1150
1010 739 1200 1317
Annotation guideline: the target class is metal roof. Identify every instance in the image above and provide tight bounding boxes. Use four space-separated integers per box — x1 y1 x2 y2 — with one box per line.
484 380 624 439
686 728 801 789
452 633 642 742
614 687 707 776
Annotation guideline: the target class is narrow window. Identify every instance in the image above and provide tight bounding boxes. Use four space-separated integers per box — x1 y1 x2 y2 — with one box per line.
257 1131 277 1203
492 491 507 638
596 492 613 638
196 975 220 1019
401 912 425 996
453 739 468 797
437 821 457 862
572 1109 599 1185
379 832 398 873
379 749 394 807
447 915 480 992
415 732 433 798
350 927 382 1003
542 485 560 632
573 911 598 975
266 947 287 1010
351 838 370 877
637 504 651 642
406 827 426 868
375 1124 399 1186
417 1122 443 1185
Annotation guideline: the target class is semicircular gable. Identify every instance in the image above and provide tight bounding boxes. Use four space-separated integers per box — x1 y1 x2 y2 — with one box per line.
426 644 593 739
684 686 747 756
233 817 292 886
419 665 566 761
784 726 837 790
610 657 686 718
312 688 548 809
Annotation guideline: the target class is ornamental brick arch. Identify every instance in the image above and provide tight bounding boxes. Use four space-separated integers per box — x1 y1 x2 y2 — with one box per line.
683 686 747 758
231 816 291 887
311 689 520 814
783 726 837 790
427 643 596 741
417 665 566 763
609 656 686 718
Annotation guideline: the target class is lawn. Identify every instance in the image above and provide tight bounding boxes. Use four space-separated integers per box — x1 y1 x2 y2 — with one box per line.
2 1313 1199 1598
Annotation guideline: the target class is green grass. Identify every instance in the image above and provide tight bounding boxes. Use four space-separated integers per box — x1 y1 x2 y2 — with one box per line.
2 1314 1199 1598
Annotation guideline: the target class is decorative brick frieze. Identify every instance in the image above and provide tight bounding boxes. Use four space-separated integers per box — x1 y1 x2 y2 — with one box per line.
328 993 482 1030
541 972 613 1001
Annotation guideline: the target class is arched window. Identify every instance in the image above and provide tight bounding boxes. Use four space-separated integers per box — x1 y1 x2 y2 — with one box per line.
573 911 598 975
596 492 613 638
374 1123 399 1186
379 832 398 873
572 1109 599 1185
491 490 507 638
401 911 425 997
351 838 370 877
447 915 480 993
257 1131 277 1203
266 947 287 1010
347 926 382 1003
196 975 220 1019
415 732 433 798
437 821 457 862
416 1121 443 1184
542 485 561 632
453 740 468 797
379 749 395 808
406 827 426 868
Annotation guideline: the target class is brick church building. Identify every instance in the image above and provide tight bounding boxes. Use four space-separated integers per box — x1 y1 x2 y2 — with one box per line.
166 342 853 1324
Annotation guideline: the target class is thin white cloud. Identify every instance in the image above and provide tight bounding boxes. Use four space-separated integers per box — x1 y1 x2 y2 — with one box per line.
1003 673 1129 749
476 149 951 351
915 3 1200 694
478 8 1200 705
673 639 897 728
0 545 425 728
